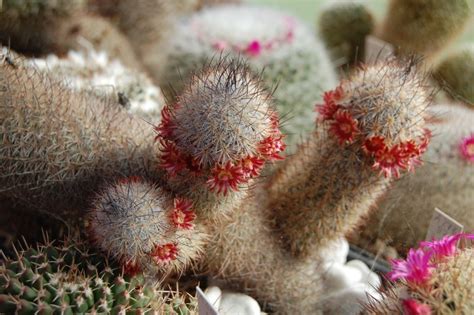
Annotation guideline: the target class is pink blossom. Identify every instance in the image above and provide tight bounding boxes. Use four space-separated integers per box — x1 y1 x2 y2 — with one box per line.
388 248 433 284
420 233 463 259
459 134 474 162
402 299 432 315
246 40 262 57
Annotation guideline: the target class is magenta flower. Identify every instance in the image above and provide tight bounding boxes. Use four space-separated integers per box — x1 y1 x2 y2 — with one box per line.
402 299 432 315
420 233 463 259
459 134 474 162
246 40 262 57
388 248 433 284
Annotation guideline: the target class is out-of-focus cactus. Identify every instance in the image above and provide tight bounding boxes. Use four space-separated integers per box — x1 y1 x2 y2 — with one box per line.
88 178 208 277
378 0 472 61
434 46 474 106
319 2 374 66
158 5 337 150
360 104 474 253
0 237 197 314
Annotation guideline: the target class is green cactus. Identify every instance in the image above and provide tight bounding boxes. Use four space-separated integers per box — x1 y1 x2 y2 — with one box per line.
434 46 474 106
157 4 337 150
318 2 374 66
0 237 197 314
378 0 472 61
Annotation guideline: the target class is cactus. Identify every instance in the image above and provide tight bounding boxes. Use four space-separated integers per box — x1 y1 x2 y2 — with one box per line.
318 2 374 66
0 54 162 218
378 0 472 60
158 4 337 150
29 48 165 121
0 237 197 314
434 46 474 106
364 234 474 314
0 0 141 70
360 104 474 253
88 178 208 277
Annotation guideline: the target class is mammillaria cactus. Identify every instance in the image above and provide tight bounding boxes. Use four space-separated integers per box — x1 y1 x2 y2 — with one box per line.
361 104 474 252
365 233 474 314
434 46 474 106
158 4 337 149
0 237 197 314
89 178 208 277
318 2 374 66
378 0 472 61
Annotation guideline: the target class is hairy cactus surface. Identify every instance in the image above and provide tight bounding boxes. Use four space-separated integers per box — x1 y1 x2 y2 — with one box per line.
89 178 208 277
361 104 474 252
434 46 474 106
319 2 374 66
365 234 474 314
268 59 431 258
158 4 337 149
0 55 162 217
0 237 197 314
378 0 472 60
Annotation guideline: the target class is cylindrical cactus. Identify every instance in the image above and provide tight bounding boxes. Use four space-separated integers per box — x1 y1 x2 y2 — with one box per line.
378 0 472 61
0 55 162 218
156 58 286 219
88 178 208 277
318 2 374 66
268 59 431 258
434 46 474 106
158 4 337 150
359 104 474 253
0 237 197 314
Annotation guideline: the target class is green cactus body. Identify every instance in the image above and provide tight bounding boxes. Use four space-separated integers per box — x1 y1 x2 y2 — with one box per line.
158 5 337 150
435 46 474 106
361 104 474 252
0 238 197 314
378 0 472 60
318 2 374 66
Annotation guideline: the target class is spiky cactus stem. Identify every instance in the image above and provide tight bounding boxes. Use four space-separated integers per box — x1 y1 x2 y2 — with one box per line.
0 55 162 218
268 59 431 258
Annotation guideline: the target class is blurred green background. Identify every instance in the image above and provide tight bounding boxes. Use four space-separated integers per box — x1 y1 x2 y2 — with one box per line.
249 0 474 52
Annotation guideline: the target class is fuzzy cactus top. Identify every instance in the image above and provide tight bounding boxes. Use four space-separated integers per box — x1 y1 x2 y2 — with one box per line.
159 4 337 150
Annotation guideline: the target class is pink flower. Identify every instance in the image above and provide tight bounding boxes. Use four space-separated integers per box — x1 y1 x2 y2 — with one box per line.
420 233 463 259
246 40 262 57
212 40 228 51
388 248 433 284
402 299 432 315
459 134 474 162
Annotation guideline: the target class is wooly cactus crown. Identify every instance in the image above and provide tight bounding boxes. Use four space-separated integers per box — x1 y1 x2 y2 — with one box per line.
378 0 472 60
435 45 474 106
0 237 197 314
361 104 474 252
158 4 337 150
319 2 374 66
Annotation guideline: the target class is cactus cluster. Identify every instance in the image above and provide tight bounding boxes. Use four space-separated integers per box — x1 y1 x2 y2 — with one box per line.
318 2 374 66
158 4 337 149
0 237 197 314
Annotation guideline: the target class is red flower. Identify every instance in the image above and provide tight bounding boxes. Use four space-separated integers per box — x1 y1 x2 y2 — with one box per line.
239 155 265 178
159 140 187 176
402 299 432 315
388 248 433 284
258 135 286 161
372 145 406 178
207 162 244 195
155 105 175 140
149 243 178 264
459 134 474 163
329 110 359 144
123 260 141 276
363 136 386 154
246 40 262 57
316 100 340 121
170 198 196 230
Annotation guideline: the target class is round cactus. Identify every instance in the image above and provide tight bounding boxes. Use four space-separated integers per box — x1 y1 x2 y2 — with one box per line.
378 0 472 60
158 5 337 150
434 46 474 106
0 237 197 314
88 178 208 277
361 104 474 252
318 2 374 66
156 58 286 218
